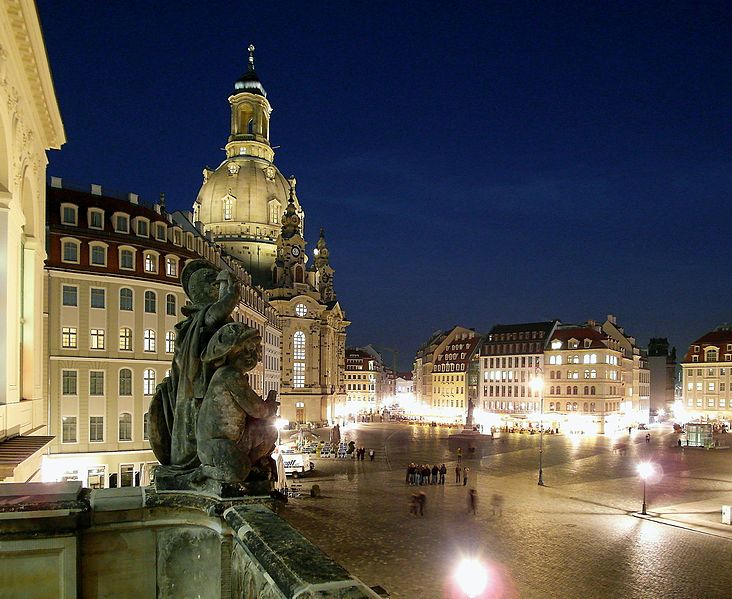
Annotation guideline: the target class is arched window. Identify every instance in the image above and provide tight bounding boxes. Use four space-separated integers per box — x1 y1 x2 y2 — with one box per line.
293 331 305 389
120 288 133 311
573 386 578 395
223 196 233 221
143 369 156 395
119 369 132 395
584 370 590 379
144 329 156 352
549 371 555 379
118 413 132 441
590 354 597 364
583 355 591 364
143 412 150 441
567 386 572 395
584 386 589 395
566 402 571 411
166 294 177 316
295 265 304 283
590 369 597 379
144 291 156 313
549 402 555 411
590 386 596 395
119 328 132 351
165 331 175 353
247 118 254 134
572 402 578 411
706 348 718 362
583 402 588 412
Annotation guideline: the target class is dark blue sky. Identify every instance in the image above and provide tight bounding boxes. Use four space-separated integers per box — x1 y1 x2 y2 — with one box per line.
38 1 731 370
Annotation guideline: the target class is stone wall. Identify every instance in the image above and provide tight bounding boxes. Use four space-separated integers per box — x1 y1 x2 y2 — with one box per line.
0 483 382 599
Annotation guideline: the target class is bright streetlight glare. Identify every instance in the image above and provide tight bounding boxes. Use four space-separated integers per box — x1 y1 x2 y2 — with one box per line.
455 557 488 598
275 418 288 431
637 462 654 480
530 376 544 393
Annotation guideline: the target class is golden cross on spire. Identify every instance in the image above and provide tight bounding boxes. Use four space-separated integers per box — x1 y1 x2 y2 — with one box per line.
248 44 255 71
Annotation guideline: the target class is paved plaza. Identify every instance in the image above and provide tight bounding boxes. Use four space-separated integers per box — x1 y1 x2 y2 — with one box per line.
278 423 732 598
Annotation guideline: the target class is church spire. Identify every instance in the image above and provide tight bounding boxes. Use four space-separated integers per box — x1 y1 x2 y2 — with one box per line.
315 227 336 302
248 43 256 71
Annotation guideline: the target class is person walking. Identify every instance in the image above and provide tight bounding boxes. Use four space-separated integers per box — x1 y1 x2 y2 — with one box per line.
457 447 463 463
369 449 375 461
455 464 462 484
417 492 426 516
431 464 438 484
439 463 447 485
468 488 478 515
491 492 503 516
463 466 470 486
646 433 651 444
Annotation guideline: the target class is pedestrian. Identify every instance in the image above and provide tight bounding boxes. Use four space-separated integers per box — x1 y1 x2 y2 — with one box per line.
406 463 411 484
422 464 430 485
455 464 462 484
677 439 682 447
369 449 375 461
431 464 438 484
468 488 478 515
439 463 447 485
409 494 418 516
628 426 632 435
491 492 503 516
463 466 470 486
457 447 462 463
646 433 651 444
418 492 426 516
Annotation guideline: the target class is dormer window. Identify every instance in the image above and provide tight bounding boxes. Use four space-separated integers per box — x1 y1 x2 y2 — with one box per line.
114 213 129 233
186 233 194 250
568 339 579 349
135 218 149 237
61 203 78 226
88 208 104 230
584 339 591 348
173 228 182 246
155 223 167 241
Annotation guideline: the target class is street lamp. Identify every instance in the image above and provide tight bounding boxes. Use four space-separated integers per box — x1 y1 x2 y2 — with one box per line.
637 462 654 515
455 557 488 598
530 371 545 486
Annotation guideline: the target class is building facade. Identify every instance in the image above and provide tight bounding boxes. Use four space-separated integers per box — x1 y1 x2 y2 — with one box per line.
413 330 447 417
647 337 676 418
478 321 558 428
194 54 348 426
0 0 65 482
43 182 281 488
344 347 384 418
680 325 732 426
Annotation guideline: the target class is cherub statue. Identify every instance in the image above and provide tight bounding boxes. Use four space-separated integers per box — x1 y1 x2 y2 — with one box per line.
196 322 279 483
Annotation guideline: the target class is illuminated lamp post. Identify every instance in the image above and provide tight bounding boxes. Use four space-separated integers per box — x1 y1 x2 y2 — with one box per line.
637 462 654 515
455 557 488 598
530 370 545 486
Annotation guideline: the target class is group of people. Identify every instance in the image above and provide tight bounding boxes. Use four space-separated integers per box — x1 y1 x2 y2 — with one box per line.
405 463 471 486
353 447 375 461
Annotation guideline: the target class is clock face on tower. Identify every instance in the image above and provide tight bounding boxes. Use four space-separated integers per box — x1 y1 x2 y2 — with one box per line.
291 247 301 257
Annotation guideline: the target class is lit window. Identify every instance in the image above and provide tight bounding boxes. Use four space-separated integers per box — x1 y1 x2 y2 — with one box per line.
165 331 175 353
62 241 79 263
119 369 132 395
62 327 77 348
144 291 156 313
143 369 156 395
90 329 105 350
62 370 77 395
120 249 134 270
89 371 104 396
144 253 157 273
165 257 178 277
90 288 105 308
223 196 233 220
89 416 104 442
706 349 718 362
120 288 133 311
293 362 305 388
293 331 305 359
119 413 132 441
295 303 307 317
119 327 132 351
144 329 156 352
62 416 77 443
62 285 78 306
166 294 177 316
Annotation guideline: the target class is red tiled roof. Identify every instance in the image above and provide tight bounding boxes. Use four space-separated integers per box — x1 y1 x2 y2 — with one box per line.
682 329 732 363
549 326 608 350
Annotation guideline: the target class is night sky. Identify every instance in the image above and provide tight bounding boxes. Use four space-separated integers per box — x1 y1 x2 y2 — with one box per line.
38 1 731 370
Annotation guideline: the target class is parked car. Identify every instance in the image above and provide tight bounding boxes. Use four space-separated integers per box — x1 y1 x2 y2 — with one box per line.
638 423 648 430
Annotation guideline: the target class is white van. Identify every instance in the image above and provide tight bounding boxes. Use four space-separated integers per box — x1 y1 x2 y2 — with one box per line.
277 450 314 478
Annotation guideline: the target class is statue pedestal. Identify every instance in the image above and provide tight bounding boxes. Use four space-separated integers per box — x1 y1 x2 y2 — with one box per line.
154 466 272 499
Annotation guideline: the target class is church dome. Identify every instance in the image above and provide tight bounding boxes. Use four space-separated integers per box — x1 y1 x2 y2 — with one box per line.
194 155 301 231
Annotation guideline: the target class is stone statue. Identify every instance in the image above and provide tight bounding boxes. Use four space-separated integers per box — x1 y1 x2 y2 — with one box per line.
149 259 278 495
197 323 278 484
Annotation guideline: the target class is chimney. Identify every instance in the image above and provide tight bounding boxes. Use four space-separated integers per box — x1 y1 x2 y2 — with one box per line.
607 314 617 325
91 184 102 196
50 176 62 189
128 193 139 205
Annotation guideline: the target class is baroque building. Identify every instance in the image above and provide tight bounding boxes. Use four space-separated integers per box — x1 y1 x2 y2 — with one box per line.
194 49 348 426
43 181 281 488
0 0 65 482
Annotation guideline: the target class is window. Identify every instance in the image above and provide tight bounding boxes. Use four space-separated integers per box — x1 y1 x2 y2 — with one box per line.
144 253 157 273
166 294 177 316
119 413 132 441
144 291 156 313
62 285 78 306
155 224 166 241
62 416 77 443
62 240 79 263
706 349 718 362
144 329 156 352
269 200 281 224
88 209 104 229
293 362 305 388
137 219 149 237
143 412 150 441
62 370 77 395
165 256 178 277
143 369 156 395
294 331 305 359
165 331 175 353
62 327 77 348
90 328 105 350
120 464 134 487
223 196 233 220
89 416 104 442
119 327 132 351
114 214 129 233
90 288 105 308
61 204 78 225
89 371 105 395
295 303 307 317
120 249 134 270
119 369 132 395
90 244 107 266
120 288 133 311
173 229 182 246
